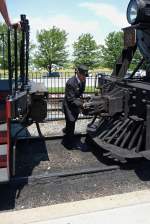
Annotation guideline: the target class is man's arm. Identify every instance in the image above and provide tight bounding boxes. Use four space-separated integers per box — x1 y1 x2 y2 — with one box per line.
65 83 83 107
0 0 11 26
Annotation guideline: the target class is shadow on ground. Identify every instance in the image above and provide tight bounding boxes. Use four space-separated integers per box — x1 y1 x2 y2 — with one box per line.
0 135 150 211
0 138 49 211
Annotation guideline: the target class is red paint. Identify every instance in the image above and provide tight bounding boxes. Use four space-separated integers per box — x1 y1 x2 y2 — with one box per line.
6 100 11 176
0 155 7 168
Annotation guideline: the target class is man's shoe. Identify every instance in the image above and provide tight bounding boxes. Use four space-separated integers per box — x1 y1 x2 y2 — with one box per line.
72 142 83 150
62 139 82 150
80 143 89 152
72 140 89 151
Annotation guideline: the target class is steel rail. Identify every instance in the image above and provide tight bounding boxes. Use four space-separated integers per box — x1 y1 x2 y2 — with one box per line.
10 165 119 185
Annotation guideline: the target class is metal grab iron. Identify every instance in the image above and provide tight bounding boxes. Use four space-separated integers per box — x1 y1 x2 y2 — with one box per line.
6 15 48 124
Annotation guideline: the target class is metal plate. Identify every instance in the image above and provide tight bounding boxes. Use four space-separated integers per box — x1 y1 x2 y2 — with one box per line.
124 27 136 48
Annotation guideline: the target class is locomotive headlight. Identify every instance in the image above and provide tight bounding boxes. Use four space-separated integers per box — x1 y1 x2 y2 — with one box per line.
127 0 150 25
127 0 138 24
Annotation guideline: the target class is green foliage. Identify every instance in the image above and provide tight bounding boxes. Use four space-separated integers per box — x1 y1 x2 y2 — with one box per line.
129 49 142 70
34 26 68 72
0 23 33 72
73 33 101 69
100 31 124 69
0 23 8 69
28 42 36 67
0 23 22 71
100 31 144 70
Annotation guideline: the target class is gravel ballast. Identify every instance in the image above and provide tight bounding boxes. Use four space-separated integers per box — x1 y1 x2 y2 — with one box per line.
27 119 92 136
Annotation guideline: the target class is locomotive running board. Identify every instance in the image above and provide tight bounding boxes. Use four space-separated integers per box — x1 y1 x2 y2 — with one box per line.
93 137 143 161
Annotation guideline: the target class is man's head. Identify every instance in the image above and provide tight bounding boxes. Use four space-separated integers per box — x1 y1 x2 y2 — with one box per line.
76 64 88 82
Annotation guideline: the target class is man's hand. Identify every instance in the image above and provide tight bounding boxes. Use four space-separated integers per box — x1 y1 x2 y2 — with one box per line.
82 102 91 109
82 102 91 115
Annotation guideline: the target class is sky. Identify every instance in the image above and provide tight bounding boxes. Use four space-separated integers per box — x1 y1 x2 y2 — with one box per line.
3 0 130 54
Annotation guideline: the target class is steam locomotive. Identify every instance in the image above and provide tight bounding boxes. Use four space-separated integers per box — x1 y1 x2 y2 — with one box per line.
84 0 150 163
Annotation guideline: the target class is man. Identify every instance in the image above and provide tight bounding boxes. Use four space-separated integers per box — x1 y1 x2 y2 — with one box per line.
62 64 88 149
0 0 20 27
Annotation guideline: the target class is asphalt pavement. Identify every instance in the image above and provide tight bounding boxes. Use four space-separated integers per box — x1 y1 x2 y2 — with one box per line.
1 190 150 224
1 137 150 212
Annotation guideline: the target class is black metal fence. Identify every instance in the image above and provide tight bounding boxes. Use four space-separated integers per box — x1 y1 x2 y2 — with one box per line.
0 28 111 121
30 71 100 121
0 69 110 120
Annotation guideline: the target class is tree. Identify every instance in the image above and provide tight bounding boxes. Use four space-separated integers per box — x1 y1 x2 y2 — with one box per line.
100 31 124 69
0 23 33 68
0 23 35 77
34 26 68 72
0 23 8 70
100 31 143 70
129 48 142 70
73 33 101 69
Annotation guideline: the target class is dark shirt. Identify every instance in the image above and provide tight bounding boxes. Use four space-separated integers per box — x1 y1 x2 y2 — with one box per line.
63 76 85 122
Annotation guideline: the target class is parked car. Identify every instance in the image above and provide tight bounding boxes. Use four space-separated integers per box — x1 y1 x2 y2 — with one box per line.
124 70 146 79
43 72 60 78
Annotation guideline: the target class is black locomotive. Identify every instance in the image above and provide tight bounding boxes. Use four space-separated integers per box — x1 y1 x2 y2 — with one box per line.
84 0 150 162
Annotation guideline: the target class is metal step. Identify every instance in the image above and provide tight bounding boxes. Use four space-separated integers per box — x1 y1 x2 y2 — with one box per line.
0 144 7 155
0 168 9 182
0 123 7 132
0 123 7 144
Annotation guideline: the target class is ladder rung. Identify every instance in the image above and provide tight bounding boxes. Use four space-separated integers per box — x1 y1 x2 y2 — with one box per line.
0 123 7 132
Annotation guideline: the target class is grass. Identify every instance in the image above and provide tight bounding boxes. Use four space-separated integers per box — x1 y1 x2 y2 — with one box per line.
48 86 95 94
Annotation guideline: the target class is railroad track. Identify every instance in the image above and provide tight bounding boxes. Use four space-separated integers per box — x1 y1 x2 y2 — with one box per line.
11 134 149 185
11 165 119 185
11 134 119 184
